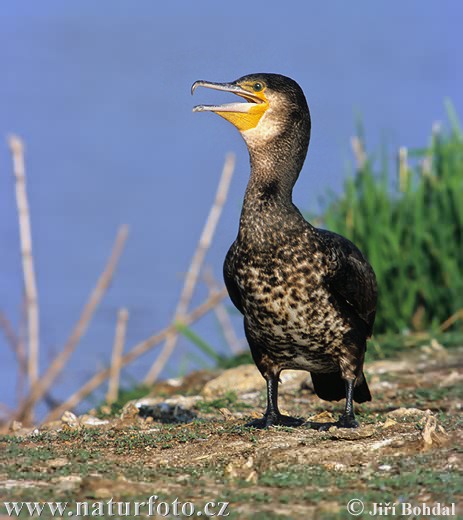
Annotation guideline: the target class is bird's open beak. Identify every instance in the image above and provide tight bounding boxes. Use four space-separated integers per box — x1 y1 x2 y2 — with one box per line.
191 80 264 113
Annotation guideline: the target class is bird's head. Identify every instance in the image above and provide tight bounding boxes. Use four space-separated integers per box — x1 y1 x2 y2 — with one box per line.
192 73 310 148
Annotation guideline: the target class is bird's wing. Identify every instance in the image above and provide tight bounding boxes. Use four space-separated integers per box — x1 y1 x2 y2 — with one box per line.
223 242 245 314
317 228 377 336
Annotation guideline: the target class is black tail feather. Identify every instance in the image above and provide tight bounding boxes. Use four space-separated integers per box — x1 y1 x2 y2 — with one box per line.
311 371 371 403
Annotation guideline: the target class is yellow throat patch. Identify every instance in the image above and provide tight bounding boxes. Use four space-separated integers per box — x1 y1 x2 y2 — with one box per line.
216 103 268 132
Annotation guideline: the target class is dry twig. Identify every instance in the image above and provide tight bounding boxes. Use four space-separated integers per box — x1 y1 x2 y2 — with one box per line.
106 308 129 405
0 311 21 358
143 153 235 384
0 310 27 404
203 268 241 354
8 136 39 390
43 289 227 423
16 225 129 421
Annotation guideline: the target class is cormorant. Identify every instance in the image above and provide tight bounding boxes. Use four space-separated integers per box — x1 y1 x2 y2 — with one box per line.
192 73 377 429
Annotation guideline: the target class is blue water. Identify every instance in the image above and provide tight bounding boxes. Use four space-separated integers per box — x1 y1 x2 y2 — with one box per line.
0 2 461 415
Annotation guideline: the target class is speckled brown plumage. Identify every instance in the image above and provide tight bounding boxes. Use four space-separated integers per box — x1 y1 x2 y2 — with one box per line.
194 73 377 429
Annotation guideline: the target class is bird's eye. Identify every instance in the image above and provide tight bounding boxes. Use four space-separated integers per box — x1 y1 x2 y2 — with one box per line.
253 82 264 92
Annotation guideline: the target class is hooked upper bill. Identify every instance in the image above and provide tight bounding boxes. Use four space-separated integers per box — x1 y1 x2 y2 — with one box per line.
191 80 265 113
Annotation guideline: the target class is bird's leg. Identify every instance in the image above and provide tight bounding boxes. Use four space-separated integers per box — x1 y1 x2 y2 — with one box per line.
246 375 304 428
306 378 359 431
336 378 359 428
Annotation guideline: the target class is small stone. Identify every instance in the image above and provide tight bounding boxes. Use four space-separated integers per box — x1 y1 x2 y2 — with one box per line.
386 407 428 421
244 456 254 469
381 417 398 429
308 410 336 423
48 458 69 469
378 464 392 471
421 413 448 449
219 407 234 420
79 415 109 427
439 371 463 388
120 402 139 421
245 470 258 483
224 462 238 479
61 411 79 427
54 475 82 493
10 421 23 432
40 420 62 432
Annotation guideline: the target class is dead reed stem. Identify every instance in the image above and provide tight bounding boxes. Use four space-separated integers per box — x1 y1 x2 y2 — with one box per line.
16 296 29 409
106 308 129 405
440 309 463 332
16 225 129 422
143 153 235 384
398 146 409 192
43 288 227 423
203 268 241 354
0 310 27 405
0 311 21 357
8 136 39 391
351 136 367 169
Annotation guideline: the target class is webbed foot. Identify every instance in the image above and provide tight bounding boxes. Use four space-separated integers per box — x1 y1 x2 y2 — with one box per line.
305 414 359 431
246 413 304 429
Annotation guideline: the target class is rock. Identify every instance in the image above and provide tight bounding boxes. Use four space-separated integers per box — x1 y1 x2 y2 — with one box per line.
224 456 257 482
378 464 392 471
308 411 336 423
120 403 139 422
381 417 398 429
79 415 110 427
99 405 111 415
219 407 234 420
54 475 82 493
40 420 62 432
61 411 79 428
8 425 37 437
201 364 265 397
439 370 463 388
386 407 429 421
47 458 69 469
150 370 219 397
10 421 23 432
421 413 448 450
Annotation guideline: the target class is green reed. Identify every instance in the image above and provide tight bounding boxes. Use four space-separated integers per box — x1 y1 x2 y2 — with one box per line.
319 107 463 334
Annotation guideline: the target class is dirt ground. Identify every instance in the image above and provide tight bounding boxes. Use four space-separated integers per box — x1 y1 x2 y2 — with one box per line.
1 343 462 519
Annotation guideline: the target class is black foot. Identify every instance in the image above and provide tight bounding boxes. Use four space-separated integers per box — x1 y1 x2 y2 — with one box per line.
246 413 305 429
305 414 359 431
